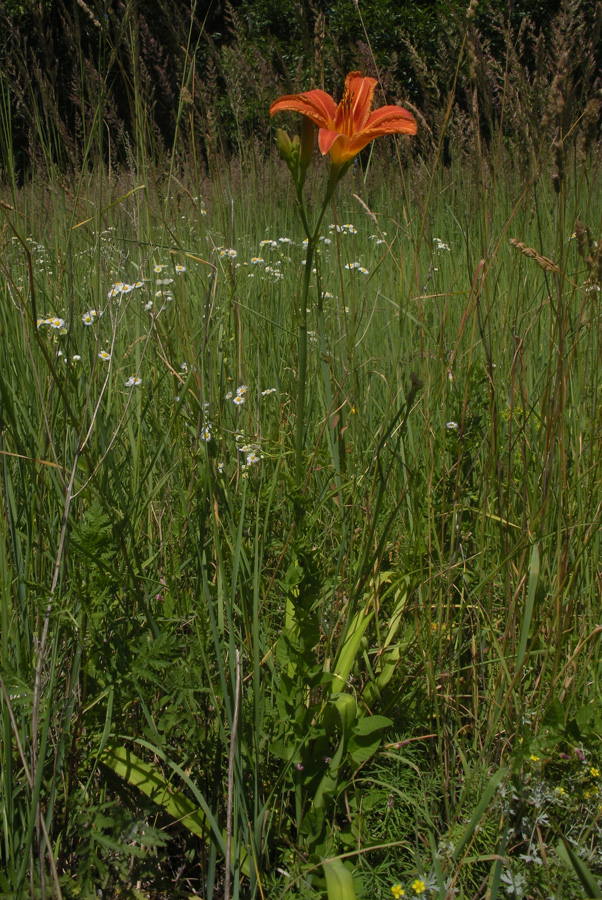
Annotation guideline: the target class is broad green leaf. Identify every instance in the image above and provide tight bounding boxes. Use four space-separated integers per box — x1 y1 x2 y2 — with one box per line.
347 714 392 765
313 693 357 809
347 733 383 766
332 606 373 692
322 858 358 900
101 746 209 839
362 584 409 708
353 714 392 735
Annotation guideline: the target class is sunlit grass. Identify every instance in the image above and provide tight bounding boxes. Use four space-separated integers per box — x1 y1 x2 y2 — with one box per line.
1 146 602 899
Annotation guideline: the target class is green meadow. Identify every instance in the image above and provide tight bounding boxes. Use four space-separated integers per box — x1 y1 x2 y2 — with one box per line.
1 2 602 898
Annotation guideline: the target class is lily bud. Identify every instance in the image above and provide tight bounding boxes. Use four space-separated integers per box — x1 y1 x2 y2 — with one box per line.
276 128 294 163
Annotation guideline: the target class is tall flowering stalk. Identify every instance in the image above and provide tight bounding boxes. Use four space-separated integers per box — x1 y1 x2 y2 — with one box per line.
271 71 417 485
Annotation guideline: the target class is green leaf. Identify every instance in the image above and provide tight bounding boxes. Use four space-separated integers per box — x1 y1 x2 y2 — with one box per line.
101 746 210 840
347 714 392 765
515 542 539 676
347 733 383 766
313 693 357 809
452 767 509 862
332 605 374 692
322 858 358 900
352 714 392 735
556 837 602 898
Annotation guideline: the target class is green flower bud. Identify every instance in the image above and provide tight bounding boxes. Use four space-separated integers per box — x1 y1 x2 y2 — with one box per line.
276 128 294 163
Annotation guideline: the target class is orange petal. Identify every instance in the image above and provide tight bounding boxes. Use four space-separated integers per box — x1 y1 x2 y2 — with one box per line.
318 129 356 165
270 89 336 130
364 105 417 136
345 72 378 131
318 128 345 156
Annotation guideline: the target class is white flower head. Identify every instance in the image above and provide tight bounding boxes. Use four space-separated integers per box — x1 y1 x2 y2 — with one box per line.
98 350 111 361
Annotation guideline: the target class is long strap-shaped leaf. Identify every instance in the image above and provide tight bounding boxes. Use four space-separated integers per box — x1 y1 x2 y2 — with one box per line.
101 745 216 842
556 836 602 898
102 744 251 878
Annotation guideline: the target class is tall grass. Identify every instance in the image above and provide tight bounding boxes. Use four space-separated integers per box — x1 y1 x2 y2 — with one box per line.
1 3 602 900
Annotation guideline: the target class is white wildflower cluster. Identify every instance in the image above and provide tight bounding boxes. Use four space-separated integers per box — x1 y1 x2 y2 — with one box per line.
198 400 213 443
216 247 238 259
235 433 263 469
344 262 369 275
230 384 248 407
107 280 145 298
369 232 387 245
82 309 102 325
264 265 284 281
329 223 357 234
433 237 451 253
37 316 67 333
125 375 142 387
245 247 285 281
191 196 207 215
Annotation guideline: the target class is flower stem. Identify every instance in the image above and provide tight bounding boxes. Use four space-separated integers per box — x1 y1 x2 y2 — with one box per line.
294 186 335 487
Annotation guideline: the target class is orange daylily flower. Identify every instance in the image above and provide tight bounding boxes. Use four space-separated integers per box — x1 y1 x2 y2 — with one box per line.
270 71 417 168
